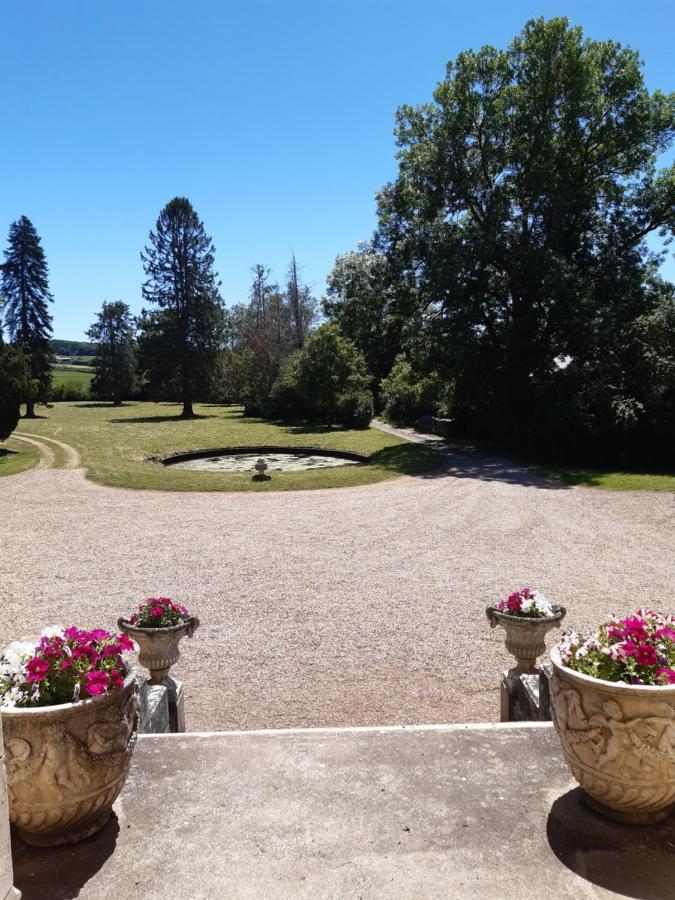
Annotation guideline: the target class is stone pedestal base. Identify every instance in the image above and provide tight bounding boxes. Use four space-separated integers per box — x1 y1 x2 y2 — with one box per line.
500 664 552 722
166 677 185 733
138 680 171 734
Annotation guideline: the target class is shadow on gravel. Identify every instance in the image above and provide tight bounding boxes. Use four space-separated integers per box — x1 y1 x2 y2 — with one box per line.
546 788 674 899
417 450 571 489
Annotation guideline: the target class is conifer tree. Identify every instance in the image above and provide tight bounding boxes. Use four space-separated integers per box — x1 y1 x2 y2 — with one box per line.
1 216 54 417
87 301 136 405
139 197 224 417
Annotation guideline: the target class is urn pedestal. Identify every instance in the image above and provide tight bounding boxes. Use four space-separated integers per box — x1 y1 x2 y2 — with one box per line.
486 606 566 721
118 617 199 685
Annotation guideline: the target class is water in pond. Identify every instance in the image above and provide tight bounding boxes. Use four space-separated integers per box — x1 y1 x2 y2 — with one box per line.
169 452 361 473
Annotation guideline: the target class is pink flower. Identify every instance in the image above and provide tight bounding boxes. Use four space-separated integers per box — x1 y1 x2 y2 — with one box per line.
84 671 110 696
620 641 638 657
506 592 523 613
635 644 658 667
151 605 165 618
657 668 675 685
117 635 135 652
89 629 112 641
26 657 50 683
129 614 138 624
621 617 649 643
109 669 125 690
655 627 675 642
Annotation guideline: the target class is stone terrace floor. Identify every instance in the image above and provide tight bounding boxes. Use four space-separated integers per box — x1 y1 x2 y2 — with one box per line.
12 723 675 899
1 449 673 730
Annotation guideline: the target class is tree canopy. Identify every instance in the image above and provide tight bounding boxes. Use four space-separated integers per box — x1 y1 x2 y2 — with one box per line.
87 301 136 405
327 17 675 464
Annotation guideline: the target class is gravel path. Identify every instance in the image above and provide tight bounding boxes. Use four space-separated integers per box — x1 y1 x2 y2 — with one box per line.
1 443 673 731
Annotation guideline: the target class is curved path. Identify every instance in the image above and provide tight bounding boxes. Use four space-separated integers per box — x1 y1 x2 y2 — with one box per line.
1 445 673 731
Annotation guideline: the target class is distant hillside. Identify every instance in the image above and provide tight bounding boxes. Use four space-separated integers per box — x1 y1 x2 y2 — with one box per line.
50 339 96 356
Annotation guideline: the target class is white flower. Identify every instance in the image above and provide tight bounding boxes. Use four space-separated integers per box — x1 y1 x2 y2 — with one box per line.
40 625 65 639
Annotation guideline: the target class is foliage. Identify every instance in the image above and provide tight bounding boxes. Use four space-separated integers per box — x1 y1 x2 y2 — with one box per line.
496 587 555 618
333 18 675 465
0 341 28 440
559 611 675 686
138 197 226 417
224 260 317 414
269 324 374 426
50 339 96 356
324 243 404 400
87 300 136 405
1 216 54 416
126 597 190 628
0 626 134 708
380 354 451 425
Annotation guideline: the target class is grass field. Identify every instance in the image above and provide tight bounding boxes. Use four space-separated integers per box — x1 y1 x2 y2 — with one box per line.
0 437 41 477
52 364 94 388
526 461 675 492
15 402 440 491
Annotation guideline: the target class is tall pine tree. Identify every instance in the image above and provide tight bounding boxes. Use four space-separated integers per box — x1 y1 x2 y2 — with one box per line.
139 197 224 417
1 216 54 417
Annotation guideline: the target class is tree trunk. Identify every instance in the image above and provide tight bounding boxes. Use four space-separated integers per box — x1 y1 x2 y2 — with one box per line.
24 401 36 418
181 399 194 418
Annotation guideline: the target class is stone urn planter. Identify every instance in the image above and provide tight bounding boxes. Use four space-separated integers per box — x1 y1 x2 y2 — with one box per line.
486 605 566 684
118 617 200 685
550 646 675 824
2 674 138 846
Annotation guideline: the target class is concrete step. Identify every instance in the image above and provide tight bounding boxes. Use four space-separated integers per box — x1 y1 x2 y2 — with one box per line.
12 723 674 900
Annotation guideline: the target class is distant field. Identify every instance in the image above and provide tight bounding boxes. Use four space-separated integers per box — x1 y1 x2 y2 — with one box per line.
52 364 94 388
16 402 440 491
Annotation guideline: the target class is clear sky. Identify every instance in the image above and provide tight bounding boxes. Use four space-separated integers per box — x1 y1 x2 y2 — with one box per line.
2 1 674 340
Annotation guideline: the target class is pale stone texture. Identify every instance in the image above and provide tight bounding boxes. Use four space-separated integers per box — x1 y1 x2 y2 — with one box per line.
550 647 675 824
11 724 675 899
0 717 19 899
3 678 138 846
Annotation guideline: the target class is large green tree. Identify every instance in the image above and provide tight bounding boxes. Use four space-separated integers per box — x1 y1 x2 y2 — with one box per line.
139 197 225 417
87 301 136 405
0 339 27 440
1 216 54 417
351 18 675 460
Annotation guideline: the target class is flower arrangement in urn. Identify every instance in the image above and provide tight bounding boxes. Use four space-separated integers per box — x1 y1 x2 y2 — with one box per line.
0 626 138 845
486 587 566 681
119 597 199 685
550 609 675 824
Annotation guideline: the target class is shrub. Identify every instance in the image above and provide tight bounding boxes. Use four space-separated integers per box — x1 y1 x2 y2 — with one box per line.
268 325 374 426
380 355 451 425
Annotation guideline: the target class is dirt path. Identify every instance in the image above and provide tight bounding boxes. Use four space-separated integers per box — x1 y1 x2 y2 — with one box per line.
1 450 673 732
18 431 82 468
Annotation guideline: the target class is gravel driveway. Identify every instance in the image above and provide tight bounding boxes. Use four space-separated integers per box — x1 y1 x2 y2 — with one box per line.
1 449 673 731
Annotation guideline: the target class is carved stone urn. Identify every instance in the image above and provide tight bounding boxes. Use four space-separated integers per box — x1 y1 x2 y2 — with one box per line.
550 646 675 824
118 616 199 685
486 605 566 685
2 674 138 846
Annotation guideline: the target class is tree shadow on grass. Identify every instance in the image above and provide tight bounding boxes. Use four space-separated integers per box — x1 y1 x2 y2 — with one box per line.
0 448 19 459
546 788 675 899
109 414 219 424
12 814 119 900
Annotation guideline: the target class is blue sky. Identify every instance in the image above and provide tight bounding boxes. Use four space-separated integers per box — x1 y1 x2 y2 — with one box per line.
1 1 674 340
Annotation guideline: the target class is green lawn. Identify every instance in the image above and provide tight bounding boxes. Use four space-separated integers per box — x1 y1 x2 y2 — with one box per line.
526 461 675 492
16 402 440 491
0 437 41 477
52 365 94 388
